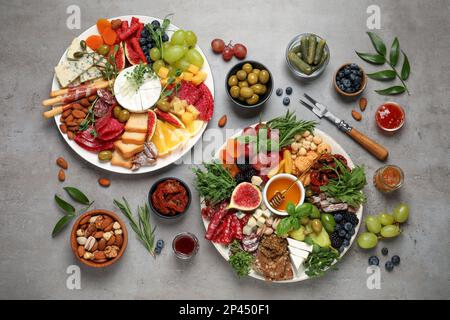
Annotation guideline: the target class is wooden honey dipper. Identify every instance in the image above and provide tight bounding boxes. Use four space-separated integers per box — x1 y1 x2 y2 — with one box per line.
268 177 300 208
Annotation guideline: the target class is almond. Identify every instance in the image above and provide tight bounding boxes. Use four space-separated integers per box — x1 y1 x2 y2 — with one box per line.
100 217 113 230
80 98 90 107
352 110 362 121
60 124 68 133
67 131 75 140
98 178 111 187
88 95 97 102
66 121 78 127
62 109 72 118
56 157 68 169
68 126 79 132
79 215 91 226
115 234 123 247
93 251 106 261
77 246 85 257
218 115 227 128
58 169 65 182
65 114 74 123
93 231 104 239
104 222 114 232
72 103 83 110
359 97 367 111
107 235 116 246
72 110 86 119
82 107 89 114
98 238 107 251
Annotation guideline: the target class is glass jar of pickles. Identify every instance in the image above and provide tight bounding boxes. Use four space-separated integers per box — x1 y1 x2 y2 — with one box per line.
373 165 404 193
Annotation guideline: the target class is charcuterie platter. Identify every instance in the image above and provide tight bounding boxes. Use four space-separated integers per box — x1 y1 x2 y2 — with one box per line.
194 113 365 282
44 15 214 174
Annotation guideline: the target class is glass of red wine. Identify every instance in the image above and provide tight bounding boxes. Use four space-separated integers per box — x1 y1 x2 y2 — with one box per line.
172 232 199 260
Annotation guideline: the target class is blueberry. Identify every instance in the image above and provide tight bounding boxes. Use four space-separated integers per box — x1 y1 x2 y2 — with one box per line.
151 20 161 29
335 224 342 232
339 229 346 237
345 233 351 240
354 76 361 84
155 246 162 254
343 239 350 247
285 87 293 95
350 73 356 81
334 214 343 222
350 63 359 70
157 239 165 248
368 256 379 266
339 245 345 253
283 97 290 106
381 248 389 256
276 88 283 96
339 84 345 91
344 222 353 231
336 80 341 86
349 229 355 236
347 87 355 93
391 255 400 266
162 33 169 42
385 261 394 271
344 69 350 76
338 71 344 78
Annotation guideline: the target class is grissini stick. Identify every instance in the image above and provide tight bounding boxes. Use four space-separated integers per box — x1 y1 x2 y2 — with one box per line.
49 79 109 97
43 104 72 118
42 87 98 107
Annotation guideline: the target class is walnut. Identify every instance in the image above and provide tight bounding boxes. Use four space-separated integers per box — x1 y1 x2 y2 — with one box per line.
104 245 120 259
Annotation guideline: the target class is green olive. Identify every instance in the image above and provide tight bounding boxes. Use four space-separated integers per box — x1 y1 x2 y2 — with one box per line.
118 109 130 122
238 95 246 102
259 70 270 84
113 106 122 119
259 84 267 94
228 75 238 87
247 73 258 85
239 87 254 99
156 98 171 112
229 86 240 98
246 94 259 105
250 84 264 95
236 70 247 81
97 44 110 56
300 216 310 226
242 63 253 74
238 80 249 88
98 150 112 162
311 219 323 234
252 68 260 76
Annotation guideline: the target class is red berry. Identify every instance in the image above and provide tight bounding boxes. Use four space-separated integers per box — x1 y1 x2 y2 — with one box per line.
222 46 234 61
233 43 247 59
211 39 225 53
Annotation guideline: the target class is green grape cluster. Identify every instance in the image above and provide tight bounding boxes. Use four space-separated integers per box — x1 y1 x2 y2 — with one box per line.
357 203 409 249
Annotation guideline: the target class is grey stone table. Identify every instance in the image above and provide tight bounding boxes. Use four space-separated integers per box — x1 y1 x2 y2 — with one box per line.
1 0 449 299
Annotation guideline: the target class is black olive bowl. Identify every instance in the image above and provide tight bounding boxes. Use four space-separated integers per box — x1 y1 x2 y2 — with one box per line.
225 60 273 109
148 177 192 220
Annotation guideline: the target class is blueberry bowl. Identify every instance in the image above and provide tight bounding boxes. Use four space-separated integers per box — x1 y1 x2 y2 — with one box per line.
334 63 367 97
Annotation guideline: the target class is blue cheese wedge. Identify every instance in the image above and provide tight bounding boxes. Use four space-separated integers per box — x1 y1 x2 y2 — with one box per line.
289 246 310 259
80 66 103 83
287 238 313 253
67 37 85 60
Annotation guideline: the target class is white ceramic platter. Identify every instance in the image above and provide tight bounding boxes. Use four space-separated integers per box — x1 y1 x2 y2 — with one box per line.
201 127 363 283
51 15 214 174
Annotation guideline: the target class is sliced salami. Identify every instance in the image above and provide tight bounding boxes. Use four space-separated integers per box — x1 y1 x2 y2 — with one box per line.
75 126 115 152
96 117 124 141
194 83 214 121
93 99 111 118
177 81 202 105
97 88 118 105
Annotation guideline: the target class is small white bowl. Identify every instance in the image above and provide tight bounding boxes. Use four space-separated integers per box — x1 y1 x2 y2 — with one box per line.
263 173 305 216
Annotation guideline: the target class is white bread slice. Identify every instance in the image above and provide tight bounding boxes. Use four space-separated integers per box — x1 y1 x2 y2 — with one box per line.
124 113 148 133
111 150 132 169
114 140 144 159
121 131 146 145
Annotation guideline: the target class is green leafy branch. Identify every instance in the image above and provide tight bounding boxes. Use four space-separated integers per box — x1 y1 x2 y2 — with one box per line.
52 187 93 237
356 32 410 95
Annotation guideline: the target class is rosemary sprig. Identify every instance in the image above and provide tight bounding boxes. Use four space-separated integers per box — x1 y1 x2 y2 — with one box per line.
160 69 182 99
267 110 317 147
79 96 98 135
114 197 156 257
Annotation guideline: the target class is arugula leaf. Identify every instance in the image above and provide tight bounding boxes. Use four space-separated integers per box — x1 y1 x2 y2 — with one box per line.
63 187 90 205
52 213 76 237
305 247 340 277
367 32 386 56
54 195 75 214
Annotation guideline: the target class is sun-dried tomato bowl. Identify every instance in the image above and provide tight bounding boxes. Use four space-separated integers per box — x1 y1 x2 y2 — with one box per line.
148 177 192 219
